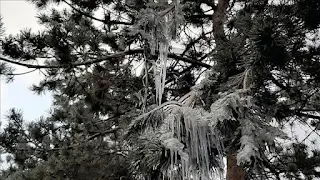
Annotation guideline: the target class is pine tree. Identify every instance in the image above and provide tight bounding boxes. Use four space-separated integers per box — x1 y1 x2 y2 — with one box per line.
0 0 320 179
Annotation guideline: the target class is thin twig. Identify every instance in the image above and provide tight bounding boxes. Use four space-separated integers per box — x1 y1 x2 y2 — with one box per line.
1 69 37 76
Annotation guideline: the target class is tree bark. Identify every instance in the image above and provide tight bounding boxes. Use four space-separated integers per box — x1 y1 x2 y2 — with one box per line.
212 0 230 42
212 0 246 176
226 151 245 180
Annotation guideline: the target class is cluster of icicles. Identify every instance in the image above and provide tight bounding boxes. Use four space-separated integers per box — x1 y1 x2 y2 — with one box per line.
152 0 180 105
142 1 288 176
154 24 169 105
146 0 230 179
155 91 249 180
160 106 225 180
147 0 226 178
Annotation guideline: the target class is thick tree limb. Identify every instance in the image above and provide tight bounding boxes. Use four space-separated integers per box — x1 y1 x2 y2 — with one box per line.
211 0 247 180
226 151 245 180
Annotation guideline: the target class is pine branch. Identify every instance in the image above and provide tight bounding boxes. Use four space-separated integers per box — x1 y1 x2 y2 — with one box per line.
188 14 213 19
0 49 142 69
182 31 213 56
87 127 120 140
49 128 121 151
201 0 216 8
168 53 212 68
299 127 317 144
0 69 37 76
269 74 289 90
295 112 320 121
0 49 212 69
261 156 281 180
158 5 175 17
62 0 133 25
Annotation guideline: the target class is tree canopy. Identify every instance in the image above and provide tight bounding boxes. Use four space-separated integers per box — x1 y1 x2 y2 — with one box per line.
0 0 320 179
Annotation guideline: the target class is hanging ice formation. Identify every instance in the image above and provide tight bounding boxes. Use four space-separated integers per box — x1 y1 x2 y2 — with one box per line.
159 105 225 180
154 42 168 105
129 86 287 180
139 1 228 178
153 0 179 105
134 0 289 179
155 90 245 180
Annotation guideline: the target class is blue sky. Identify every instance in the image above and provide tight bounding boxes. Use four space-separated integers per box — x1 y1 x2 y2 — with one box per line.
0 0 52 124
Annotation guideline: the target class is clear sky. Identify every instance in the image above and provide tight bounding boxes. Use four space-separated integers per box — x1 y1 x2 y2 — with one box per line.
0 0 52 124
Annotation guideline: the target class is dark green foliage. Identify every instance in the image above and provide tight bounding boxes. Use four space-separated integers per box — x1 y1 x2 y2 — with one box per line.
0 16 4 37
128 133 169 180
296 0 320 30
272 143 320 180
1 0 320 179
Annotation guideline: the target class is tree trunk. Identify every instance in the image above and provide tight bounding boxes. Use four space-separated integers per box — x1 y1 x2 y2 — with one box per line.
211 0 246 178
212 0 230 43
226 151 245 180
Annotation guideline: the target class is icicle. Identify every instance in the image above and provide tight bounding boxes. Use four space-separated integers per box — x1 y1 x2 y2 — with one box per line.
157 98 227 179
154 33 169 105
154 2 174 105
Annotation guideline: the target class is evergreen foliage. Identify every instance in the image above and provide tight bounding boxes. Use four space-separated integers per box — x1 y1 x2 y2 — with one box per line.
0 0 320 179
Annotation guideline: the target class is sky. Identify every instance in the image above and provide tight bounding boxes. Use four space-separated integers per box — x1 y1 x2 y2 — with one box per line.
0 0 52 124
